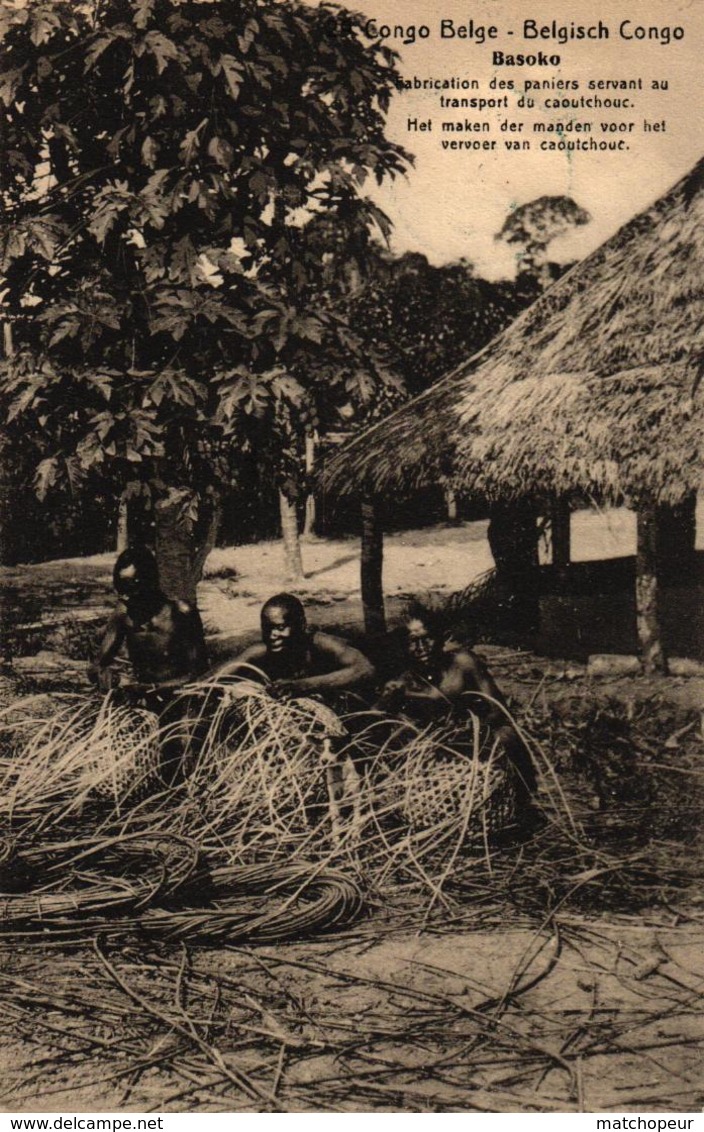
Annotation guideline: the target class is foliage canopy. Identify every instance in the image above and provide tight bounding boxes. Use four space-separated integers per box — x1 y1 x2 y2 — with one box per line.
0 0 409 531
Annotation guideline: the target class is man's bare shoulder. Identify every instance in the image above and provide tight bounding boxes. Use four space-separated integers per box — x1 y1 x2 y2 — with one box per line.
311 629 346 649
446 644 483 673
311 630 365 657
225 642 268 667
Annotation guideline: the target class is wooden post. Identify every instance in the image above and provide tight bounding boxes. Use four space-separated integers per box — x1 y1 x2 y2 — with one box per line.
487 501 541 638
636 505 666 674
361 497 386 636
551 499 571 567
444 485 458 523
656 494 697 581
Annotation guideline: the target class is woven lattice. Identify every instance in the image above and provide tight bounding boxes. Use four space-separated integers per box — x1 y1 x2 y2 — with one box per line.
86 703 163 805
187 686 350 852
377 729 518 843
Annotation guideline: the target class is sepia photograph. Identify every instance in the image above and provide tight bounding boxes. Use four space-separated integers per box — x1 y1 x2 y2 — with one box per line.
0 0 702 1115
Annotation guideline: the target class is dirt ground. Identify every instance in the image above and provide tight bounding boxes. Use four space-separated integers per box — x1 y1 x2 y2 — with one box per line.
1 513 703 1113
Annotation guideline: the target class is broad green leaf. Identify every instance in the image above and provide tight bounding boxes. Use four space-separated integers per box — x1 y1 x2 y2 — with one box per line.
219 54 243 99
0 226 27 271
34 456 59 500
0 67 24 107
141 30 179 74
179 118 208 165
29 8 62 47
133 0 156 30
207 136 233 169
141 136 159 167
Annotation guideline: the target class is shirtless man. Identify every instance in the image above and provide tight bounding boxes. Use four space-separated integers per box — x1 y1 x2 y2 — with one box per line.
212 593 374 700
378 603 536 798
91 547 209 783
93 546 208 700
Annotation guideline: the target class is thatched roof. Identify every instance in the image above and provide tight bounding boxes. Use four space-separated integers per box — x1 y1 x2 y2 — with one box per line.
322 159 704 507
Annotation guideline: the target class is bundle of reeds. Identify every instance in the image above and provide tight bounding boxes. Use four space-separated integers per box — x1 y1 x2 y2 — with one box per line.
0 833 200 939
138 861 364 944
0 681 550 935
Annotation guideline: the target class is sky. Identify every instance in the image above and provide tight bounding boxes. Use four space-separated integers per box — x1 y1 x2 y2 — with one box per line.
333 0 704 277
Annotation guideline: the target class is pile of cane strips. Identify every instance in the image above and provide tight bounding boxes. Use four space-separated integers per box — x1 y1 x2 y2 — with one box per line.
0 680 566 944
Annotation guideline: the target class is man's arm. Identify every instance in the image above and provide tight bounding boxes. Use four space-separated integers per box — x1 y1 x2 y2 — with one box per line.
179 605 209 680
441 648 513 730
398 649 507 722
91 608 128 690
276 632 375 695
209 643 270 683
451 651 536 790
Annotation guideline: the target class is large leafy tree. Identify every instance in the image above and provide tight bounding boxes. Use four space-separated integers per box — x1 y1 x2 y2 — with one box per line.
0 0 408 595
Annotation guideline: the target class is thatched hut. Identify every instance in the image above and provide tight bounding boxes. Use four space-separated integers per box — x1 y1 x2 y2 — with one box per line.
322 158 704 670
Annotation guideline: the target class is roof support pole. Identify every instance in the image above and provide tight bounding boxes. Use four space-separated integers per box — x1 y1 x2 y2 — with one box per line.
487 502 541 641
361 496 386 637
444 485 458 524
656 494 697 582
636 504 667 674
551 499 571 567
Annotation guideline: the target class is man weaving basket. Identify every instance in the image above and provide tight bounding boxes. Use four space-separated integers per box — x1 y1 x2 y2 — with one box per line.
377 603 537 807
212 593 375 702
90 547 209 781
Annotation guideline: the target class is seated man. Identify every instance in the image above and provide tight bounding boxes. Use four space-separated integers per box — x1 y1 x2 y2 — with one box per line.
377 602 536 798
212 593 375 701
92 546 209 703
91 547 209 783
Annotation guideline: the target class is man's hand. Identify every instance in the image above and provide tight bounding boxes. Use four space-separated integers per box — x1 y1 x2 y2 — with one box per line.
270 679 300 700
377 679 407 711
88 664 118 693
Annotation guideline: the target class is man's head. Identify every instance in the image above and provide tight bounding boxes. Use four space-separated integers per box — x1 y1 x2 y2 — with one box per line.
261 593 307 656
401 602 444 670
113 547 160 604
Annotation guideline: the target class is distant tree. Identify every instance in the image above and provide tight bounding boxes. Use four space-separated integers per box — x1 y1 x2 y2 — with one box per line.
0 0 408 593
348 249 537 397
496 195 591 287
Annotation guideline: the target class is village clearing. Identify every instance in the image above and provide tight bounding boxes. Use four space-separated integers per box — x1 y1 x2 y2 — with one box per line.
1 511 703 1113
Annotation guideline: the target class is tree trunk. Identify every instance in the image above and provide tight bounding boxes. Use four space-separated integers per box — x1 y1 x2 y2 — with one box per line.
116 493 129 554
487 501 540 638
193 496 221 583
444 486 458 524
302 430 317 541
636 505 666 674
361 497 385 636
551 499 571 567
154 492 220 606
656 494 697 582
279 490 304 581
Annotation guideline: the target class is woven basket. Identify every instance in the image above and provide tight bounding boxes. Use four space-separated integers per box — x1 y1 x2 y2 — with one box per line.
190 687 350 850
377 729 518 843
84 702 163 806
